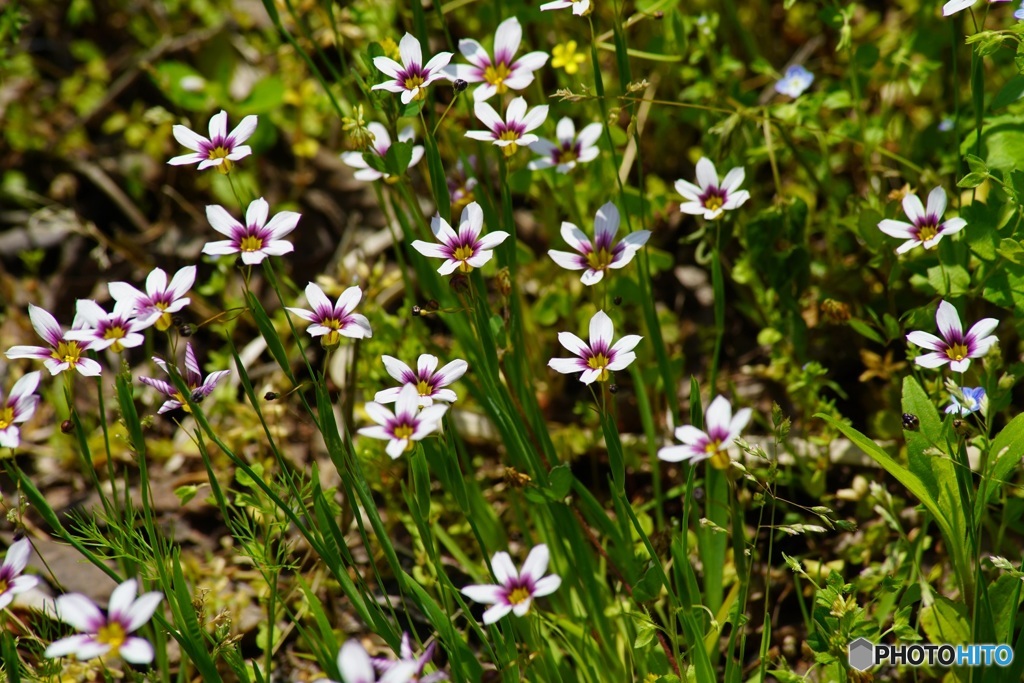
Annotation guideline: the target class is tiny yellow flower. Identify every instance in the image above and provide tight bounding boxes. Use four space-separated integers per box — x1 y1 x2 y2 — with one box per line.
379 36 401 62
551 41 586 75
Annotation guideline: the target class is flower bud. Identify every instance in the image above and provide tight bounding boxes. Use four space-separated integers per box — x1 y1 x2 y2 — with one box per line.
264 391 278 401
178 324 193 337
61 419 74 434
454 78 468 93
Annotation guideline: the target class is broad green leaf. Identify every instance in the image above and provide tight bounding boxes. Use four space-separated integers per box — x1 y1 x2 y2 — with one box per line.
919 595 970 645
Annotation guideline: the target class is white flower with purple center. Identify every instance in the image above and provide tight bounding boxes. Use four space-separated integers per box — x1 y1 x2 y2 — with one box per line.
946 386 986 415
203 197 301 265
287 283 373 348
527 117 602 173
374 633 447 683
341 123 425 183
774 64 814 98
65 300 148 354
943 0 1009 17
167 110 257 174
108 266 196 332
139 343 230 414
906 300 998 373
44 578 163 665
411 201 509 275
675 157 750 220
315 640 419 683
461 544 561 625
5 304 102 377
548 310 641 384
465 96 548 157
358 384 448 459
375 354 468 406
540 0 591 15
445 17 549 102
877 187 966 255
657 395 753 470
372 33 453 105
0 537 39 611
548 202 650 286
0 372 41 449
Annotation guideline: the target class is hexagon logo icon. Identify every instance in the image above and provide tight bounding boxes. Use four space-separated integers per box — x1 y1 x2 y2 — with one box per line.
848 638 875 672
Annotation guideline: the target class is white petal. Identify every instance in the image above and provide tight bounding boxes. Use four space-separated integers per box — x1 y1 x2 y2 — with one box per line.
54 593 104 631
519 544 549 582
589 310 614 348
935 300 963 341
398 33 422 67
926 186 947 219
461 584 503 605
704 395 733 435
902 193 926 223
206 204 241 237
491 551 518 585
694 157 719 190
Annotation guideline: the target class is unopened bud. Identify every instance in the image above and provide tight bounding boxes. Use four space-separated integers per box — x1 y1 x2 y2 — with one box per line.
171 315 185 327
426 299 440 312
61 419 74 434
613 296 622 306
454 78 468 93
178 324 193 337
449 273 470 294
412 305 423 317
496 267 512 298
609 384 619 394
265 391 278 401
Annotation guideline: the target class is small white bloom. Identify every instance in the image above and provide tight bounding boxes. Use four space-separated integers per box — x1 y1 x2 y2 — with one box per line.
168 110 257 173
548 310 642 384
675 157 750 220
372 34 453 105
5 304 102 377
658 395 752 469
528 117 602 173
548 202 650 285
65 300 149 353
774 65 814 98
0 372 41 449
203 198 301 265
375 354 468 406
411 202 509 274
539 0 591 16
0 537 40 611
465 97 548 157
445 17 549 102
906 300 998 373
286 283 373 347
358 384 448 459
108 266 196 332
877 187 966 254
44 579 163 664
461 544 562 625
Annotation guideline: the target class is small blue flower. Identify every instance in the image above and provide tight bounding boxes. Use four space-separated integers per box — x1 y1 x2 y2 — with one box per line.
1016 1 1024 20
946 387 986 415
938 117 954 132
775 65 814 99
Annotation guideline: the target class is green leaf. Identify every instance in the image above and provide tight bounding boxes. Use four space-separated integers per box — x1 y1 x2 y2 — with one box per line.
174 485 199 506
383 139 413 177
848 319 884 345
996 238 1024 265
965 153 989 174
548 464 573 499
919 595 970 645
634 621 657 649
957 172 987 188
926 264 970 296
980 412 1024 514
241 76 285 114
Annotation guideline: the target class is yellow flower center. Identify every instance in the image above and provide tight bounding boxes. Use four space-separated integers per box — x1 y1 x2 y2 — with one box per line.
587 353 610 382
484 62 512 93
946 343 969 362
319 318 343 349
704 196 724 212
51 340 84 368
558 148 578 164
586 248 613 271
453 245 476 272
404 75 425 91
207 146 233 174
507 586 531 605
918 223 939 243
172 391 193 414
0 405 12 430
416 380 432 396
155 303 172 332
393 424 415 444
239 235 263 252
96 621 126 650
104 326 127 354
0 577 8 593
